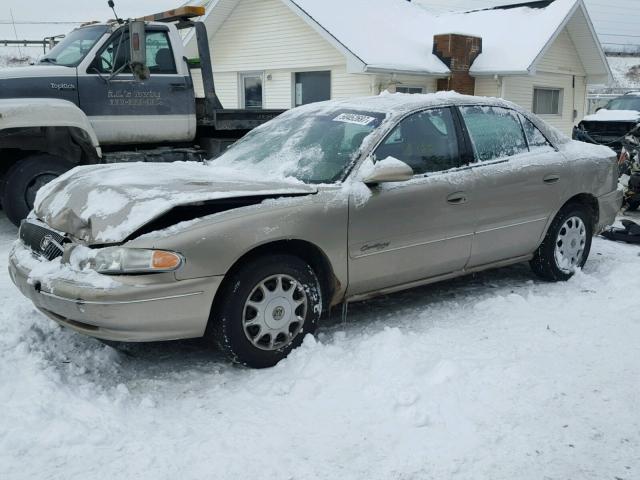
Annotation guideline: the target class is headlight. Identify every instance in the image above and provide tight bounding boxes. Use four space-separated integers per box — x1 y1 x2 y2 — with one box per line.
89 247 183 274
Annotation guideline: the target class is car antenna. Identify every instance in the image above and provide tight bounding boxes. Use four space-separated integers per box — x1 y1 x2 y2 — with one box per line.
108 0 124 24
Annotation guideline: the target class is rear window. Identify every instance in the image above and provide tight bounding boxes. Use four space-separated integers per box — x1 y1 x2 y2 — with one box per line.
459 106 528 162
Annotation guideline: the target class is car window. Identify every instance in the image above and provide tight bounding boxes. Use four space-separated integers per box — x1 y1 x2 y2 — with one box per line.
460 106 528 162
374 108 460 175
519 114 554 152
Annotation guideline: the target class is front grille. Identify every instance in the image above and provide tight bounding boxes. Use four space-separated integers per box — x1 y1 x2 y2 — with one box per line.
19 220 67 261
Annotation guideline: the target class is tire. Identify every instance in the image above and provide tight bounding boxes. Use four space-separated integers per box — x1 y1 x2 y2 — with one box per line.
1 154 73 226
209 254 322 368
530 203 593 282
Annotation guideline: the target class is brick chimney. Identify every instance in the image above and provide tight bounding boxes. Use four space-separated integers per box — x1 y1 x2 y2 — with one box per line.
432 34 482 95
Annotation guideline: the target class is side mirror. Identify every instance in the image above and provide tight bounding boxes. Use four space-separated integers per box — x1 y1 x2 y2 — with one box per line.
362 156 414 184
129 21 149 81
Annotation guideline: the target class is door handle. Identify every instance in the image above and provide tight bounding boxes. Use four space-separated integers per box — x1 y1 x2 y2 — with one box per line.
543 174 560 184
170 83 187 91
447 192 467 204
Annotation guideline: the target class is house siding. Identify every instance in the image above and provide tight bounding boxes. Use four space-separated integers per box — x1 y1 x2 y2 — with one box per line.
473 27 587 135
191 0 387 108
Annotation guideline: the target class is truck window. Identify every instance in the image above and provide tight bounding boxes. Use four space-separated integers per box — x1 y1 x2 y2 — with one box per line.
92 30 131 74
90 29 176 75
146 31 177 74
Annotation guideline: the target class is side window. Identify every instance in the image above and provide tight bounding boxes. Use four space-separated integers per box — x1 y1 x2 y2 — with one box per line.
374 108 460 175
90 29 176 75
92 30 130 74
146 31 176 74
519 114 554 152
460 106 528 162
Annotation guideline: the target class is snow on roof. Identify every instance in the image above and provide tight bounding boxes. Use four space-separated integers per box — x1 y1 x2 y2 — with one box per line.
286 0 606 79
433 0 578 74
606 56 640 89
288 0 449 75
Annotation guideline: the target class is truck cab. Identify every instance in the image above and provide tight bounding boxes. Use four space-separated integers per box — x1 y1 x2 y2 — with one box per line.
0 7 283 226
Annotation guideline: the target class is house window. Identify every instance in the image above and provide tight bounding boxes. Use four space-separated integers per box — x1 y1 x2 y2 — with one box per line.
240 72 263 109
294 71 330 106
533 87 562 115
396 86 424 94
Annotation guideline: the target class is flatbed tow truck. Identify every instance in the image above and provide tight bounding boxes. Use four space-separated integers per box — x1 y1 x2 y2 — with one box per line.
0 4 284 225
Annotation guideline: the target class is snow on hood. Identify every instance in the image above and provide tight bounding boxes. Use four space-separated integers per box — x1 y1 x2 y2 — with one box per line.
582 109 640 122
34 162 316 244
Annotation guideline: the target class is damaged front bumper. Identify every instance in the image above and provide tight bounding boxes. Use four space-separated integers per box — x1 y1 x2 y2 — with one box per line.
8 241 222 342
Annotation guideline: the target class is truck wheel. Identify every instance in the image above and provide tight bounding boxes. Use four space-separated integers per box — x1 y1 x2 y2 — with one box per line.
530 203 593 282
1 154 73 226
209 254 322 368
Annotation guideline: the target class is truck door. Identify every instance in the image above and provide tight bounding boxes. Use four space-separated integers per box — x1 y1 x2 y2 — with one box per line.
77 25 196 145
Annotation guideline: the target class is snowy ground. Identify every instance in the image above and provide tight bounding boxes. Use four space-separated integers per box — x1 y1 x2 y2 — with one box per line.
1 212 639 480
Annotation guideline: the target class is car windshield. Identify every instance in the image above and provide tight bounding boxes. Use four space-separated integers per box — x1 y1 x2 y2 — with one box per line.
211 106 387 184
606 96 640 112
39 25 109 67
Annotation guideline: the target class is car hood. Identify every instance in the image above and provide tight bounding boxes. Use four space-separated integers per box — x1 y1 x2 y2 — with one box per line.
33 162 317 244
0 64 76 80
581 109 640 123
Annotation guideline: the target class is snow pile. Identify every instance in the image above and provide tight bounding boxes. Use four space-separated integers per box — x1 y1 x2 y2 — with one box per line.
1 212 640 479
583 109 640 122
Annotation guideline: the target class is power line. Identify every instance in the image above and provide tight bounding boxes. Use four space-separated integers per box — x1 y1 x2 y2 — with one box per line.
0 21 84 24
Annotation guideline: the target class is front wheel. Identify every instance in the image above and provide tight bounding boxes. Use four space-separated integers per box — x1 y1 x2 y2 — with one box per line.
1 154 73 226
209 255 322 368
530 204 593 281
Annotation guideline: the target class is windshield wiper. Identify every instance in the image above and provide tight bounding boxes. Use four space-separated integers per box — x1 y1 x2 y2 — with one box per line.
39 57 57 64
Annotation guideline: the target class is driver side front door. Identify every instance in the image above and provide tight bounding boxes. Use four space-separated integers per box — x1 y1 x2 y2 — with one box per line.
77 26 195 145
347 107 477 297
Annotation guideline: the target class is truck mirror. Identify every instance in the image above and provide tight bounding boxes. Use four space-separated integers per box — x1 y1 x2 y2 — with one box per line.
129 21 150 81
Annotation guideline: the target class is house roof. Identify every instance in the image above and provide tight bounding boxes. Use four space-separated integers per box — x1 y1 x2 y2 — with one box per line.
187 0 611 83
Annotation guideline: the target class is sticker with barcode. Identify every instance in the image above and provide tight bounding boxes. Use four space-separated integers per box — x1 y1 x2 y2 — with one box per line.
332 113 376 125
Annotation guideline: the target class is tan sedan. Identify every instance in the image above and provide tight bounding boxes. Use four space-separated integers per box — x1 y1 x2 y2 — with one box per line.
9 93 622 368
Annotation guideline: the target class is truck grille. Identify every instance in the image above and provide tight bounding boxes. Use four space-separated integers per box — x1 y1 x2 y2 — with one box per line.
19 220 67 261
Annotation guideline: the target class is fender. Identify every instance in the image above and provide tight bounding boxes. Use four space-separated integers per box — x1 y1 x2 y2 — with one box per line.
0 98 102 159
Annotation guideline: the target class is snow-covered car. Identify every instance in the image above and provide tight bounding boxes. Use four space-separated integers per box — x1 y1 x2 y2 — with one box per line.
575 92 640 151
8 92 622 368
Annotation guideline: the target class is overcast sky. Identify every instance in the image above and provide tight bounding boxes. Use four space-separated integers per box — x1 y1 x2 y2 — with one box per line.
1 0 639 49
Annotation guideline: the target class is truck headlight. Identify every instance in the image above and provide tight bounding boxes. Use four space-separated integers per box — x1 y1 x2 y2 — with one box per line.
89 248 183 274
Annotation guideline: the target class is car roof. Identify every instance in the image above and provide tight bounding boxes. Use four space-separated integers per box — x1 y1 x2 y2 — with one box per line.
289 91 569 147
315 91 518 115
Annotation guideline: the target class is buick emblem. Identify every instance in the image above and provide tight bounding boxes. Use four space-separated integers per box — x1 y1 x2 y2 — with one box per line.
272 306 286 322
40 234 53 251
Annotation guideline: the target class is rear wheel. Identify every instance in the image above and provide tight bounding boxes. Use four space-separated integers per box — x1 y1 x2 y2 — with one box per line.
530 204 593 281
1 154 73 226
209 254 322 368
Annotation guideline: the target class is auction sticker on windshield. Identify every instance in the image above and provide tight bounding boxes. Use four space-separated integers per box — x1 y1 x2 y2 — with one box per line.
333 113 377 125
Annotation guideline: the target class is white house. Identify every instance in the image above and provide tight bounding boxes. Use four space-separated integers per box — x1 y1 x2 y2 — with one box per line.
185 0 610 135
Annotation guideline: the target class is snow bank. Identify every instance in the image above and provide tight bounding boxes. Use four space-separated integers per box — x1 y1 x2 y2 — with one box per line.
1 211 639 479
